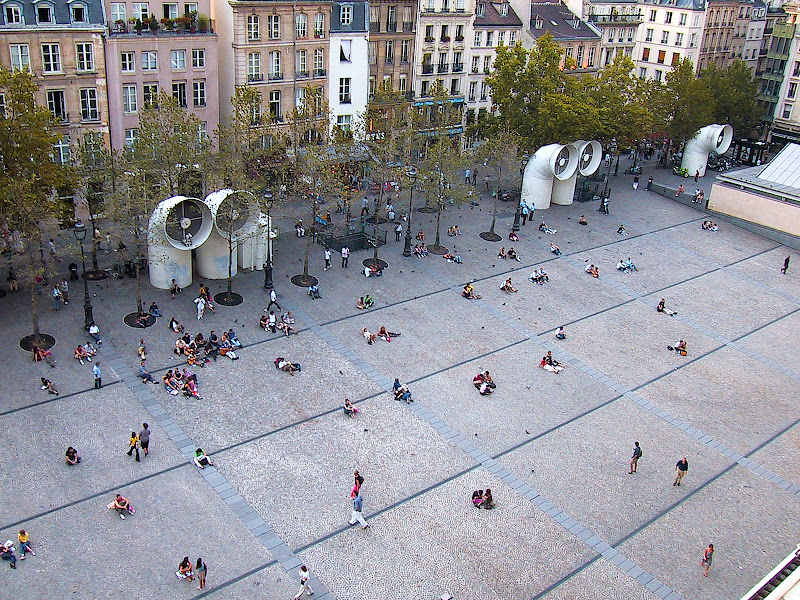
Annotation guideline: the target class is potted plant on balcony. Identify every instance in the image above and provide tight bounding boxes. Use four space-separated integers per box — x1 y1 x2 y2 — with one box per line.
425 36 434 42
149 13 159 33
115 18 126 32
161 17 174 30
134 18 143 34
197 13 210 33
176 15 190 32
441 35 451 42
189 10 198 32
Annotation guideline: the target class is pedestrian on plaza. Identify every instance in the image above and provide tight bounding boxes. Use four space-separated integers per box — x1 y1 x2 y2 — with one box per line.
194 296 206 320
521 201 529 225
176 556 194 581
127 431 140 462
324 247 332 271
349 491 369 529
361 197 369 215
633 175 639 190
464 168 471 184
694 170 700 182
293 565 314 599
629 441 642 474
139 423 150 457
106 232 112 253
17 530 34 560
195 557 207 590
472 169 478 185
93 362 102 388
700 543 714 576
0 540 16 568
646 176 653 191
341 246 350 268
673 457 688 486
7 268 18 291
395 222 402 241
139 361 157 384
60 278 69 304
781 255 790 274
352 470 364 497
266 289 281 311
52 285 63 311
170 278 181 299
48 238 61 261
483 174 490 190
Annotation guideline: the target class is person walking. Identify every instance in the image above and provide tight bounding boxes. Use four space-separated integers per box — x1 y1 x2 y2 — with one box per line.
195 557 207 590
324 247 332 271
361 197 369 215
700 543 714 576
341 245 350 268
266 289 281 311
139 423 150 457
521 201 529 225
694 170 700 182
93 362 102 389
673 457 688 486
349 491 369 529
60 278 69 304
293 565 313 599
472 169 478 185
127 431 140 462
395 222 402 241
633 175 639 190
781 255 790 274
52 285 63 311
464 168 471 184
194 295 206 320
646 176 653 190
629 441 642 474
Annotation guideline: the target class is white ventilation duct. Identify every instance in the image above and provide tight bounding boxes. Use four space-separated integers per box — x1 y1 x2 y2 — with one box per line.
681 124 733 178
551 140 602 206
521 144 579 210
238 213 276 271
196 189 260 280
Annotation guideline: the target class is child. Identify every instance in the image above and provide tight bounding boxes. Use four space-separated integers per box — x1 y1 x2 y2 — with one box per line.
17 531 34 559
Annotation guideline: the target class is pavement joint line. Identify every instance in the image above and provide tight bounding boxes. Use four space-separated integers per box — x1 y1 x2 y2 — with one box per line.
0 379 124 417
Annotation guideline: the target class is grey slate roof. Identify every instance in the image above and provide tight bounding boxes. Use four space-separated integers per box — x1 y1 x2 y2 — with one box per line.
638 0 706 10
475 1 523 27
529 1 601 40
0 0 105 27
330 0 368 32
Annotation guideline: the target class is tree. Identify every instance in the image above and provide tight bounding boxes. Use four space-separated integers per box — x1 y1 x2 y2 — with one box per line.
0 69 72 344
475 128 522 241
654 59 713 151
701 60 760 139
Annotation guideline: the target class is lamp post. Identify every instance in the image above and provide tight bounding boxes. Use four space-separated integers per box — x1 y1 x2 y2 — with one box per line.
263 192 274 289
73 220 94 330
403 168 417 257
513 155 528 231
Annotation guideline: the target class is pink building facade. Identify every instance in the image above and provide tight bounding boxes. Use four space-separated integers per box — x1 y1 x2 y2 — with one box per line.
103 0 219 149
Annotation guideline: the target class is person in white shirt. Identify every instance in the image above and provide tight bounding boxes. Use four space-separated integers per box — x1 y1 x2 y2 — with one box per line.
324 247 332 271
266 289 281 311
293 565 313 599
341 246 350 268
88 323 102 344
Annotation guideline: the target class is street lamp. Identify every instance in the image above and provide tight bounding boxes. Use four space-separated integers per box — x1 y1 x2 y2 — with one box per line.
263 192 274 289
513 154 529 232
73 220 94 330
403 168 418 257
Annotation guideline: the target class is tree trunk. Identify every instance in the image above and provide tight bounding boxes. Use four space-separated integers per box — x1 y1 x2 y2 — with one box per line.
226 231 234 302
488 192 499 235
28 251 41 345
373 184 384 265
134 216 143 315
302 195 313 283
89 214 100 272
433 193 443 249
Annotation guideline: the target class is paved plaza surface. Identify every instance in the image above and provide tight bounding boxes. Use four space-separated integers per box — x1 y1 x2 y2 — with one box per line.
2 160 800 600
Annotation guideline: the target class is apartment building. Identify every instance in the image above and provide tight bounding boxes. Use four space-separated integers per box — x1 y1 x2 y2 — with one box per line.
756 6 793 119
632 0 705 81
526 1 602 72
584 0 643 66
104 0 219 149
467 0 521 125
0 0 109 160
329 0 368 135
743 0 767 72
368 0 416 97
697 0 754 70
770 0 800 144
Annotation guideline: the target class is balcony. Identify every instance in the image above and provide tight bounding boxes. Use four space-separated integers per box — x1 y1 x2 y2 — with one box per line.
587 12 642 25
340 94 351 104
422 64 434 74
424 36 435 43
270 115 284 124
387 22 397 32
453 62 464 72
455 35 464 42
297 70 309 78
385 57 394 64
268 71 283 81
369 21 380 32
248 73 263 82
403 22 413 32
438 63 449 73
313 68 326 77
441 35 451 43
468 95 475 102
110 18 216 36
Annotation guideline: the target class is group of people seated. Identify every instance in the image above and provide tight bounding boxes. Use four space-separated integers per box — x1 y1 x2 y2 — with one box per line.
616 257 638 273
693 189 706 203
362 325 400 345
539 222 556 234
393 378 413 403
162 368 202 398
472 371 496 395
540 351 564 373
550 243 561 255
32 345 56 368
500 278 518 293
447 225 462 236
364 264 383 277
656 298 677 316
617 224 627 236
442 252 462 263
701 220 719 231
508 231 519 242
416 230 425 242
462 283 480 300
578 215 588 226
343 398 359 418
260 312 297 336
471 488 495 509
498 247 520 261
585 264 599 278
668 340 687 356
308 284 321 299
529 268 549 285
73 343 97 365
413 244 429 258
275 357 301 375
356 295 375 310
174 329 240 365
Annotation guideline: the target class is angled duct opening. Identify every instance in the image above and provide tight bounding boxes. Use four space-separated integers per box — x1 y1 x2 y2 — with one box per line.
552 140 602 206
521 144 579 210
681 124 733 177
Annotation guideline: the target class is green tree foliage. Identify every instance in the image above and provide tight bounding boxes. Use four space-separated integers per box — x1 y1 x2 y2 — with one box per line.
474 127 521 238
701 60 760 139
654 58 713 146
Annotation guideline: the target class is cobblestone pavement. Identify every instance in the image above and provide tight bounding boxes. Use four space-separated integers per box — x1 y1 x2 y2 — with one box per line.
1 158 799 600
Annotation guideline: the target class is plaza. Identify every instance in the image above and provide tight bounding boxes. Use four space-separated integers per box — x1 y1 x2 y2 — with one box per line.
1 163 799 600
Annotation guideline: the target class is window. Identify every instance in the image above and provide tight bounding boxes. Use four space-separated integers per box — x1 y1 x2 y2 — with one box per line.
192 49 205 68
661 31 669 44
671 52 679 65
784 104 793 119
172 81 187 107
53 137 71 165
587 46 595 67
794 61 800 77
248 15 260 40
676 33 684 46
645 28 653 42
486 31 493 46
121 52 135 72
476 2 485 16
5 4 23 24
47 90 67 121
42 44 62 73
171 49 186 69
295 13 307 37
789 83 797 99
314 48 324 74
450 78 459 94
296 49 307 75
132 2 148 20
142 51 158 70
80 88 98 121
483 55 491 72
125 129 138 148
387 5 396 28
296 86 305 108
111 3 126 23
642 47 650 61
639 67 647 78
679 12 686 25
71 3 86 21
269 90 280 119
565 46 573 58
123 85 138 113
471 55 479 73
269 51 281 78
368 76 375 97
576 45 584 65
37 4 53 23
657 49 666 64
649 9 656 21
509 31 516 45
193 80 206 107
692 14 700 26
385 40 394 63
440 24 449 40
314 13 324 36
453 51 462 69
185 2 197 15
341 5 352 25
420 80 429 96
401 40 410 62
498 31 505 45
689 33 697 47
456 24 464 39
10 44 30 72
654 69 663 82
664 11 672 23
143 83 158 105
268 15 280 39
250 97 262 123
468 80 477 101
368 41 377 64
336 114 351 132
398 75 407 93
197 121 207 143
480 82 488 100
163 3 177 18
76 43 94 72
340 39 352 62
248 52 261 80
425 0 434 11
339 77 351 103
474 31 482 46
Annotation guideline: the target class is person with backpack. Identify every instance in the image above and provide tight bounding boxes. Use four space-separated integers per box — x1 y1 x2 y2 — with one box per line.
629 441 642 474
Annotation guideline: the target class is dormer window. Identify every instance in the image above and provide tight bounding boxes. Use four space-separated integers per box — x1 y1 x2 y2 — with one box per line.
571 17 580 29
5 4 23 24
500 2 508 16
36 4 54 24
534 16 543 28
476 2 485 16
71 3 87 22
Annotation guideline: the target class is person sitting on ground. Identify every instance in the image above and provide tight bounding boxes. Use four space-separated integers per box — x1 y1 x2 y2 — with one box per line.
579 215 588 225
308 284 321 299
509 231 519 242
110 494 131 519
362 327 378 345
443 252 462 263
540 351 564 373
378 326 400 342
194 332 206 347
500 278 518 293
480 371 496 388
413 244 423 258
550 243 561 256
183 377 200 398
275 357 300 375
174 336 189 355
481 488 495 509
507 247 520 262
585 264 599 277
32 345 56 367
139 361 157 384
624 257 638 271
227 328 242 348
343 398 358 418
364 264 383 277
539 222 556 234
218 335 239 360
447 226 457 237
192 448 214 470
281 312 295 325
1 539 17 569
295 220 306 237
555 326 566 340
176 556 194 581
472 489 484 508
498 247 507 259
356 296 367 310
393 379 413 403
618 224 627 236
135 313 150 328
462 283 479 300
276 319 297 337
205 332 220 361
88 323 103 344
364 295 375 309
617 259 630 272
259 314 270 331
149 302 161 318
40 377 58 395
419 244 429 257
75 345 89 365
656 298 677 316
416 230 425 242
453 225 462 235
83 342 97 358
169 317 184 334
162 371 181 395
669 340 687 356
65 446 81 465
